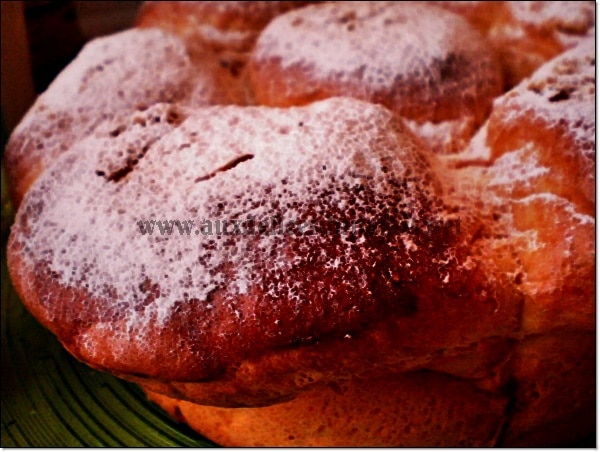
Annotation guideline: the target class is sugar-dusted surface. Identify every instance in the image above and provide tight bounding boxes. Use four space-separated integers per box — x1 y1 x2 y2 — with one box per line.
483 37 595 214
4 28 245 207
487 144 550 187
514 38 595 145
434 1 595 88
8 98 522 400
507 1 595 32
250 1 502 128
403 116 477 155
4 3 596 443
494 1 595 85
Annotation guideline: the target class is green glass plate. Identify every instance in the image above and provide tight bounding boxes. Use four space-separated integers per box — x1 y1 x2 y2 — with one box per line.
0 171 215 447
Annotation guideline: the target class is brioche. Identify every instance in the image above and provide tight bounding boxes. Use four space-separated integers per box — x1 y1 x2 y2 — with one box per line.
249 1 503 154
8 97 523 406
443 36 596 445
4 1 595 447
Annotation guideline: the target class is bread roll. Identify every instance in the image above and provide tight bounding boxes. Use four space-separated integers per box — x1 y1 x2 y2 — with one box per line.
249 1 503 154
3 28 246 208
440 37 595 445
9 97 524 408
450 37 595 334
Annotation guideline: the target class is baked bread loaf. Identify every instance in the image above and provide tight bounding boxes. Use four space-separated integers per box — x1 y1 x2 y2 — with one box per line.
448 37 595 330
4 1 595 447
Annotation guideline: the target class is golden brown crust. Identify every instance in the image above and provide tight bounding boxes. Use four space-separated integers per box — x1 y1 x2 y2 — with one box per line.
3 141 45 209
482 41 596 216
450 39 595 337
146 371 510 447
146 330 595 446
136 1 313 53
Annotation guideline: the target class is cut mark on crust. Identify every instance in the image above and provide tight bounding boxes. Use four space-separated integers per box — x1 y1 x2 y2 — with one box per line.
194 154 255 183
96 105 188 183
99 137 159 183
547 89 571 102
107 162 138 183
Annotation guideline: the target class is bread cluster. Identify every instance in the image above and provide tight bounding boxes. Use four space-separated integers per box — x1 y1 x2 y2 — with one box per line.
5 1 595 447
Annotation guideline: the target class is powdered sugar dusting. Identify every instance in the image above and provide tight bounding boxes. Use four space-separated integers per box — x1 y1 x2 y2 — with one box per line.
505 38 595 145
477 37 596 213
11 98 468 378
5 28 246 206
14 28 193 136
517 193 594 226
404 116 476 154
251 1 502 125
488 144 550 187
137 1 310 52
508 1 595 33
